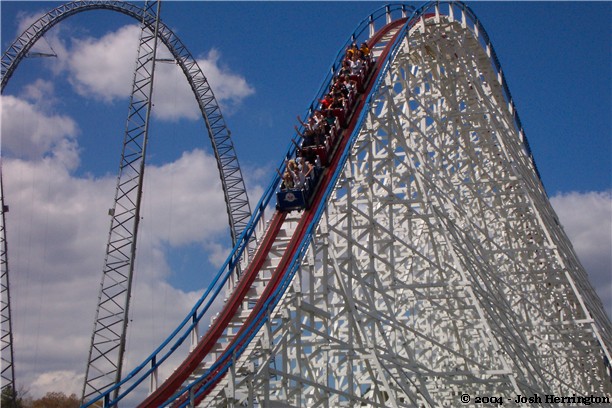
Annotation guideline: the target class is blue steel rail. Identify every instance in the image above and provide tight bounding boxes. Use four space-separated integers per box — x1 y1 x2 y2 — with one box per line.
82 2 546 406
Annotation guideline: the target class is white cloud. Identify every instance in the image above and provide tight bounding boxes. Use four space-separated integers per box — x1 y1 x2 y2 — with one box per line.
12 11 255 121
29 371 83 399
194 49 255 114
3 124 239 400
141 149 229 248
61 24 254 120
67 24 140 102
550 190 612 318
203 240 233 269
1 94 79 166
5 157 116 398
21 79 58 108
142 48 256 121
151 60 202 121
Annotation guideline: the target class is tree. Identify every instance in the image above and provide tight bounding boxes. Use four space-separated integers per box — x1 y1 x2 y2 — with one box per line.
30 392 80 408
1 386 24 408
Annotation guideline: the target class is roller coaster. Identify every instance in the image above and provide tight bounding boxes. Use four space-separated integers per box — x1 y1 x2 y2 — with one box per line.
2 1 611 407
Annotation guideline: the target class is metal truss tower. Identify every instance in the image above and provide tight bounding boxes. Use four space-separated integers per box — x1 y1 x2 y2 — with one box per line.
1 0 254 404
0 165 16 405
200 3 612 406
82 1 162 402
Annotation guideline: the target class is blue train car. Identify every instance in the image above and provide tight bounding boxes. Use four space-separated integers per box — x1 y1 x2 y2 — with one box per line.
276 188 308 212
276 166 323 212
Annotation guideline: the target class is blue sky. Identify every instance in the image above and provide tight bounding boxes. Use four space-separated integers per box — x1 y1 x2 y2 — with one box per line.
2 0 611 400
4 2 609 192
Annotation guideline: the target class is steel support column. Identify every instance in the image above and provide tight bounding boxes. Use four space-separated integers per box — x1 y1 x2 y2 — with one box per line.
82 1 162 401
